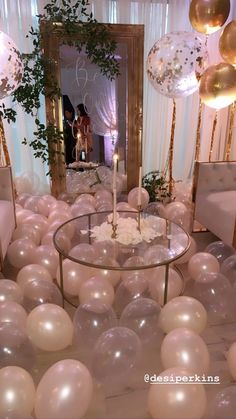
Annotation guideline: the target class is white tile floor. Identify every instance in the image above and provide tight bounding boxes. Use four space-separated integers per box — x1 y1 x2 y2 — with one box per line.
1 231 236 419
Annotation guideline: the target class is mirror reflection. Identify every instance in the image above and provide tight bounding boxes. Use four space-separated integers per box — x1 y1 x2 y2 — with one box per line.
60 43 127 174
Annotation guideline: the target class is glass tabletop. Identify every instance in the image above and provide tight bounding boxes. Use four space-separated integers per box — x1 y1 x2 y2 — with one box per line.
53 211 190 270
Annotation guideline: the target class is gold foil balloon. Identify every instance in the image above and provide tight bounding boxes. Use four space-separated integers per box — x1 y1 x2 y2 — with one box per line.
199 63 236 109
219 20 236 66
189 0 230 35
146 31 208 98
148 367 207 419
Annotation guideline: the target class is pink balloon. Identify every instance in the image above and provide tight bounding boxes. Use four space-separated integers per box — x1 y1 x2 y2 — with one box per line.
48 209 71 224
79 275 115 306
17 264 52 291
23 279 63 312
116 202 135 211
0 279 23 304
0 322 36 370
92 240 117 259
94 258 121 287
161 327 210 375
47 220 74 240
16 193 31 207
37 195 57 217
50 200 70 212
149 267 184 305
95 189 113 203
56 259 94 296
96 203 113 212
24 196 41 213
0 301 27 328
188 252 220 280
12 223 41 245
114 274 150 315
75 193 96 206
159 296 207 334
148 367 207 419
23 214 49 237
16 209 33 225
71 202 96 217
26 303 73 351
34 359 93 419
128 187 150 210
7 239 36 269
41 230 71 254
175 236 197 265
165 201 189 224
69 243 97 261
0 366 35 418
31 245 59 278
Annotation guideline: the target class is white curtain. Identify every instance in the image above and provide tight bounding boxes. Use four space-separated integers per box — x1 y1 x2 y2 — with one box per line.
1 0 236 187
90 0 236 181
0 0 50 193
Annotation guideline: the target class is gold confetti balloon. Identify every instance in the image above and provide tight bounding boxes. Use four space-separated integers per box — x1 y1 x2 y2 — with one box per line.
0 31 23 99
146 31 208 99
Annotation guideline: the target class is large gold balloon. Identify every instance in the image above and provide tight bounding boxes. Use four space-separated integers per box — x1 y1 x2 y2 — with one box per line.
199 63 236 109
219 21 236 66
189 0 230 35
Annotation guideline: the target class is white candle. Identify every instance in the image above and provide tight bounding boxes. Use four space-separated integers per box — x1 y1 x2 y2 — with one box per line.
113 187 117 225
113 154 118 190
138 166 142 207
113 154 118 225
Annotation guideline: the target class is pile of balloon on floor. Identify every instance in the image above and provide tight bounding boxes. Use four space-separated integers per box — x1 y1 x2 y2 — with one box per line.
1 177 236 419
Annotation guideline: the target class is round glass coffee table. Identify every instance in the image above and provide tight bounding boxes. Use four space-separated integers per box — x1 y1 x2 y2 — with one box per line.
53 211 190 307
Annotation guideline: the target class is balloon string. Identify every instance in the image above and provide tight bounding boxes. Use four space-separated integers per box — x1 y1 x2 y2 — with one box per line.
168 99 176 195
208 111 218 162
224 101 236 161
194 99 202 162
0 115 11 166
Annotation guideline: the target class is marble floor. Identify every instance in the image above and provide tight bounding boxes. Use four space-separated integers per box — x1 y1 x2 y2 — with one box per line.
1 231 236 419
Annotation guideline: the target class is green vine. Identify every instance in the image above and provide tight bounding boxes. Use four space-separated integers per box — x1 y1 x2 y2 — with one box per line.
0 0 120 169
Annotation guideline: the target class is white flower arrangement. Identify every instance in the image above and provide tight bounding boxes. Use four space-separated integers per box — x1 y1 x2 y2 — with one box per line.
88 213 166 245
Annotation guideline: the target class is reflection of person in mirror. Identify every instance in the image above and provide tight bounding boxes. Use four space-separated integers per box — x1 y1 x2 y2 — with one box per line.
63 96 76 165
74 103 93 161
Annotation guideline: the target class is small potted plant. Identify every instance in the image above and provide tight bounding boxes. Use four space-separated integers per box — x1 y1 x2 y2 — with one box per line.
142 171 171 203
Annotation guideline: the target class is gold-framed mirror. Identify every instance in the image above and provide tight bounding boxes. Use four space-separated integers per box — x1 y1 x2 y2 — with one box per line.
41 22 144 196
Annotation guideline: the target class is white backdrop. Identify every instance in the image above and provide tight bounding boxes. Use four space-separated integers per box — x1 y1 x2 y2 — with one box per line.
0 0 236 188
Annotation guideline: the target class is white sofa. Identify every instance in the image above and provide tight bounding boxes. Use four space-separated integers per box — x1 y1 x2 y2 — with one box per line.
193 161 236 247
0 166 16 269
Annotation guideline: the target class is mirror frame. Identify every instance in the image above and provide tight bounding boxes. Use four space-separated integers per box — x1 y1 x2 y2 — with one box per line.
41 22 144 196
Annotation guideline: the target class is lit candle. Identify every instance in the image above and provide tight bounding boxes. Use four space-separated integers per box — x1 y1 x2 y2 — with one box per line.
138 166 142 207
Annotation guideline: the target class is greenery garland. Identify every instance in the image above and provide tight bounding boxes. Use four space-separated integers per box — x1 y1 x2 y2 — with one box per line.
0 0 120 168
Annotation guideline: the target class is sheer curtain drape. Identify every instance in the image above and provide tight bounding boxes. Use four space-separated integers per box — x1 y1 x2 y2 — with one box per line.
0 0 50 192
1 0 236 187
90 0 236 180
